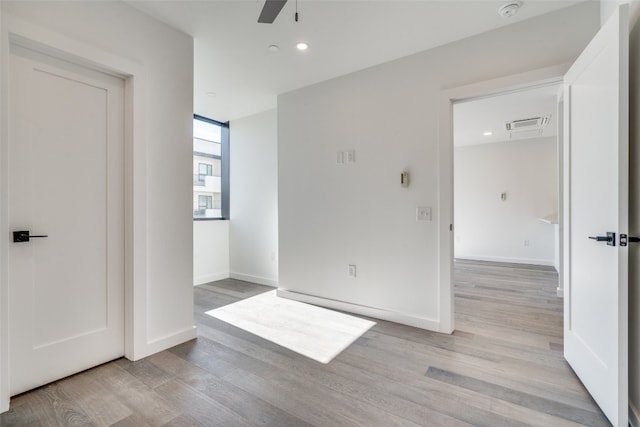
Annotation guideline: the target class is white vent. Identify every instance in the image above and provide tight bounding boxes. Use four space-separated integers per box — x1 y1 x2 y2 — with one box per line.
510 129 543 140
505 115 551 131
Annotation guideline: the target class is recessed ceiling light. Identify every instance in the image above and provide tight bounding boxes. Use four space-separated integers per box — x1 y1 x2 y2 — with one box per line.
268 44 279 52
296 42 309 51
483 131 493 136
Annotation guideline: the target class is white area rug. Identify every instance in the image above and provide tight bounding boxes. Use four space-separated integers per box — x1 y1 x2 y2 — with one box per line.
206 290 376 364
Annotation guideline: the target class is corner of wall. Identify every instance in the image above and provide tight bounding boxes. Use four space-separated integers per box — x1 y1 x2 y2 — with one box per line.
230 272 278 287
193 220 230 286
228 109 278 287
133 327 197 361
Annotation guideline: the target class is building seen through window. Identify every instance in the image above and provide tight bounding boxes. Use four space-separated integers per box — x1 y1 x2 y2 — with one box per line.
193 115 228 219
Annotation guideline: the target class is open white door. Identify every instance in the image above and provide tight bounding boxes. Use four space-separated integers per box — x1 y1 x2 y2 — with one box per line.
563 4 628 426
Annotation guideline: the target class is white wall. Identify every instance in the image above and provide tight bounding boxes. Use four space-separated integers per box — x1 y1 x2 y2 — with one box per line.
193 109 278 288
278 2 599 330
454 137 558 266
194 221 229 285
229 109 278 286
0 0 195 411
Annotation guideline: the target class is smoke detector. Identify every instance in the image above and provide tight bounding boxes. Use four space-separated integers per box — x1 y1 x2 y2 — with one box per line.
498 1 522 18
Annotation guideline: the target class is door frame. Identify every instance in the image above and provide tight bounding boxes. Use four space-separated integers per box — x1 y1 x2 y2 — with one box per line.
437 63 570 333
0 14 150 411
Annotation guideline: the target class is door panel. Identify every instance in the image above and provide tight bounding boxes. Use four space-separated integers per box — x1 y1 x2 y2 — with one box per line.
8 44 124 395
564 4 628 426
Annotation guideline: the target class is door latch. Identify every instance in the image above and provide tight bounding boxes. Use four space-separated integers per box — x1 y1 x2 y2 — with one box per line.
12 230 48 243
588 232 616 246
620 234 640 247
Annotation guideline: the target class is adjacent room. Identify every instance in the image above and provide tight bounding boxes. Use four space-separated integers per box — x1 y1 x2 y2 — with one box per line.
453 84 561 269
0 1 639 426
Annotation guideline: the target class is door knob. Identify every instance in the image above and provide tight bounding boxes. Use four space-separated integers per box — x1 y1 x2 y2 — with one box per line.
12 230 48 243
588 232 616 246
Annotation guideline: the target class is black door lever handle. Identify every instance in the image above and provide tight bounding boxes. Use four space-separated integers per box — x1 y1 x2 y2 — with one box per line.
588 232 616 246
12 230 48 243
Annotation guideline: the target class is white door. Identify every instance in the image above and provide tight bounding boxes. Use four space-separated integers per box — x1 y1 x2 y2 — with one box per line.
8 43 125 395
564 4 628 426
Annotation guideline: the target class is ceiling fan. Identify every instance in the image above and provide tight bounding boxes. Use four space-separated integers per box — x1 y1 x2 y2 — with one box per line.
258 0 288 24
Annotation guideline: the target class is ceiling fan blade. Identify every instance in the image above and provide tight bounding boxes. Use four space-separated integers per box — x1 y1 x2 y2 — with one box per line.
258 0 287 24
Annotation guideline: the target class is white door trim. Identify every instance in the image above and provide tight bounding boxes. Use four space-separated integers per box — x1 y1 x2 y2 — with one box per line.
436 63 570 334
0 13 152 412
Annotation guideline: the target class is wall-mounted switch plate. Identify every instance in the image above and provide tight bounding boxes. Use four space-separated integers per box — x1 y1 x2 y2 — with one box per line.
401 171 409 187
346 150 356 164
416 206 431 222
337 151 345 164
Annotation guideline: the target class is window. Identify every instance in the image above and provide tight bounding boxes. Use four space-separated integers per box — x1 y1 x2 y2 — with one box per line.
193 115 229 220
197 163 213 185
198 195 213 209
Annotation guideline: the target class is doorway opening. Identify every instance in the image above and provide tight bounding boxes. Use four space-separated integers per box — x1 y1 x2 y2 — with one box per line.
452 84 561 268
451 82 563 344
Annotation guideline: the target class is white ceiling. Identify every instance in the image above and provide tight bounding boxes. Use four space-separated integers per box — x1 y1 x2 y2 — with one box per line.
453 83 561 147
127 0 584 122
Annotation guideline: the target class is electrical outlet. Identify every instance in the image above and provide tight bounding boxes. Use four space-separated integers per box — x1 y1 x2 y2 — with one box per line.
524 240 530 247
416 206 432 222
348 264 357 277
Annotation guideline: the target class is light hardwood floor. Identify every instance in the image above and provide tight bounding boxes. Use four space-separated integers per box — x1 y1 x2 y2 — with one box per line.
0 260 609 426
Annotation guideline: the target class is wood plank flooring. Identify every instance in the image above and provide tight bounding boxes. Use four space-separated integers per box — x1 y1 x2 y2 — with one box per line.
0 260 610 426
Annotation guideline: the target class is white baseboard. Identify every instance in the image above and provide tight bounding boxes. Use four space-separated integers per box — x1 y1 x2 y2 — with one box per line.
0 397 8 414
630 401 640 427
194 272 229 286
130 326 197 361
230 272 278 287
276 289 445 333
455 255 555 267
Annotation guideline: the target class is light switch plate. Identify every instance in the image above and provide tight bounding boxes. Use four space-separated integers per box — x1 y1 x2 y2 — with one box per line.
346 150 355 163
416 206 431 222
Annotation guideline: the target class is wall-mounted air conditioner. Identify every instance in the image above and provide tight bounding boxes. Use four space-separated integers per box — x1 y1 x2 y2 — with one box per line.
505 115 551 131
505 115 551 139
